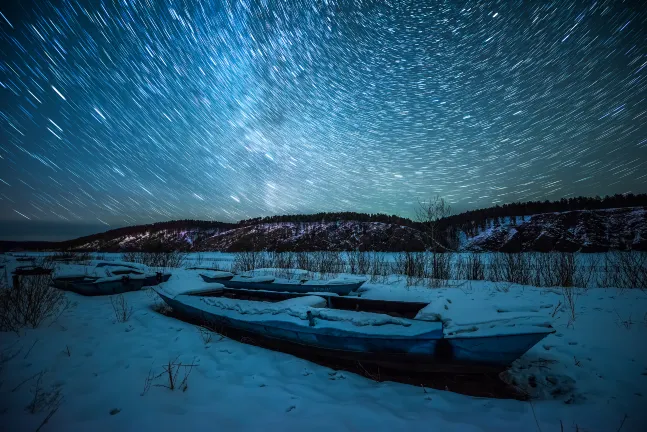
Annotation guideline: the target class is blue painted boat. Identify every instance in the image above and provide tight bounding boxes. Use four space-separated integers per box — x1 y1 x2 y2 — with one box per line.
155 287 554 372
67 275 147 296
220 276 365 296
52 275 99 290
198 272 235 283
143 272 172 286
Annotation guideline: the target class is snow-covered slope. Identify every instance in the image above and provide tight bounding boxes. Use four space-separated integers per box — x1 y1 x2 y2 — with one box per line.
463 207 647 252
6 207 645 253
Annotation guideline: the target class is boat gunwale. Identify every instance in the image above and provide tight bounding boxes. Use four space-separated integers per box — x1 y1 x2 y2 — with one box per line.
185 287 431 319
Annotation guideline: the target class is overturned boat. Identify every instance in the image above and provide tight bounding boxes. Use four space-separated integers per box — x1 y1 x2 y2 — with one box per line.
156 285 554 372
218 275 365 296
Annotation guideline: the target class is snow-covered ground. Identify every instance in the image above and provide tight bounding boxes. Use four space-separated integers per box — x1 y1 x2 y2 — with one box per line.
1 255 646 431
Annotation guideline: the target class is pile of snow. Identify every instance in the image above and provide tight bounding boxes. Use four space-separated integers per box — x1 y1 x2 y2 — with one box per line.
415 299 553 337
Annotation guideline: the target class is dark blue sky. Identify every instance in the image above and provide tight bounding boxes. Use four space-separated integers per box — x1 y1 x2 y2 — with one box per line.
1 0 646 240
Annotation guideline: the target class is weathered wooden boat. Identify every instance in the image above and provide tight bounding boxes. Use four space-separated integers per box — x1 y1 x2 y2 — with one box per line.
52 274 99 290
67 274 147 296
198 271 235 283
219 275 365 296
13 266 53 276
155 286 554 372
143 272 172 286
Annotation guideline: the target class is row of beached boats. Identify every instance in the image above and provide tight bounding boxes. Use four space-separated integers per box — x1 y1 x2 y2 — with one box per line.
43 261 555 374
50 261 171 295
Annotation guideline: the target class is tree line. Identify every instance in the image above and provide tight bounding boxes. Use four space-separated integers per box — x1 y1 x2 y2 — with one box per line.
5 193 643 251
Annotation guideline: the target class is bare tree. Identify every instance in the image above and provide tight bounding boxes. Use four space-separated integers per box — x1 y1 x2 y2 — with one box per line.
416 196 455 252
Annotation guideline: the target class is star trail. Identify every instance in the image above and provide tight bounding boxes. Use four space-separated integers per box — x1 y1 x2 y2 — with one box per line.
0 0 645 234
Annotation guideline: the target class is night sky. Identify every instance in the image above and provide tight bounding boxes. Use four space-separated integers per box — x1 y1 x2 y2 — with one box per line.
1 0 646 239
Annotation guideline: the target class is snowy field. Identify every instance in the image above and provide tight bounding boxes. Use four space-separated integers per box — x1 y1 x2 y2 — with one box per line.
1 253 646 431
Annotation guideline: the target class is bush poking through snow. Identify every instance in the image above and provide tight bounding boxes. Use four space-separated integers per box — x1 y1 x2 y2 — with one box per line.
141 356 198 395
110 294 133 323
122 250 187 272
26 371 64 432
196 322 225 345
0 272 66 333
562 286 578 327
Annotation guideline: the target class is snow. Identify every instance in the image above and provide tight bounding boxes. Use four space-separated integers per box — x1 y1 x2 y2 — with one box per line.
199 270 234 279
168 292 438 337
277 295 328 308
1 255 646 431
415 299 554 338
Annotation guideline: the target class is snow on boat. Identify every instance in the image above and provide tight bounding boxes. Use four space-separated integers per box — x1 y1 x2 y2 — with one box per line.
219 275 365 296
198 271 235 283
155 286 554 372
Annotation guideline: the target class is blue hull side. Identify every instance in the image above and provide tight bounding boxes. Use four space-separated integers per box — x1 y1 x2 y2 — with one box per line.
448 333 551 365
67 279 146 296
198 274 234 283
157 291 552 369
220 279 363 295
143 273 172 287
158 292 441 355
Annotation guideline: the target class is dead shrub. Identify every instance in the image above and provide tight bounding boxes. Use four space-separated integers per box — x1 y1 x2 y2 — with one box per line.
346 251 371 275
0 272 66 333
110 294 133 323
123 250 186 272
142 356 198 395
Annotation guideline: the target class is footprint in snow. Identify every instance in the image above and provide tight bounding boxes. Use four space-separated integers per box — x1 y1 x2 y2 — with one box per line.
286 405 296 412
568 341 578 346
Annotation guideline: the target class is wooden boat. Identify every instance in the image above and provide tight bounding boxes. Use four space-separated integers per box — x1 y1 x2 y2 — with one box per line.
143 272 172 286
67 275 147 296
13 266 53 276
198 271 235 283
219 275 365 296
156 286 554 372
52 275 99 290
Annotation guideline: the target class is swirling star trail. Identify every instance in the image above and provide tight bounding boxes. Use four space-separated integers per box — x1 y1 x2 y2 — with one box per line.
0 0 645 231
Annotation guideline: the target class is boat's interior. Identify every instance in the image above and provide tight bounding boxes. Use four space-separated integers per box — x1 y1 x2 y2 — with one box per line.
111 269 144 275
190 287 429 319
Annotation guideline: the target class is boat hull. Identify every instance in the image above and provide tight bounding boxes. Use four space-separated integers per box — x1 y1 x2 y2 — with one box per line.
143 273 172 287
199 274 234 283
220 279 363 296
67 278 146 296
157 291 552 372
